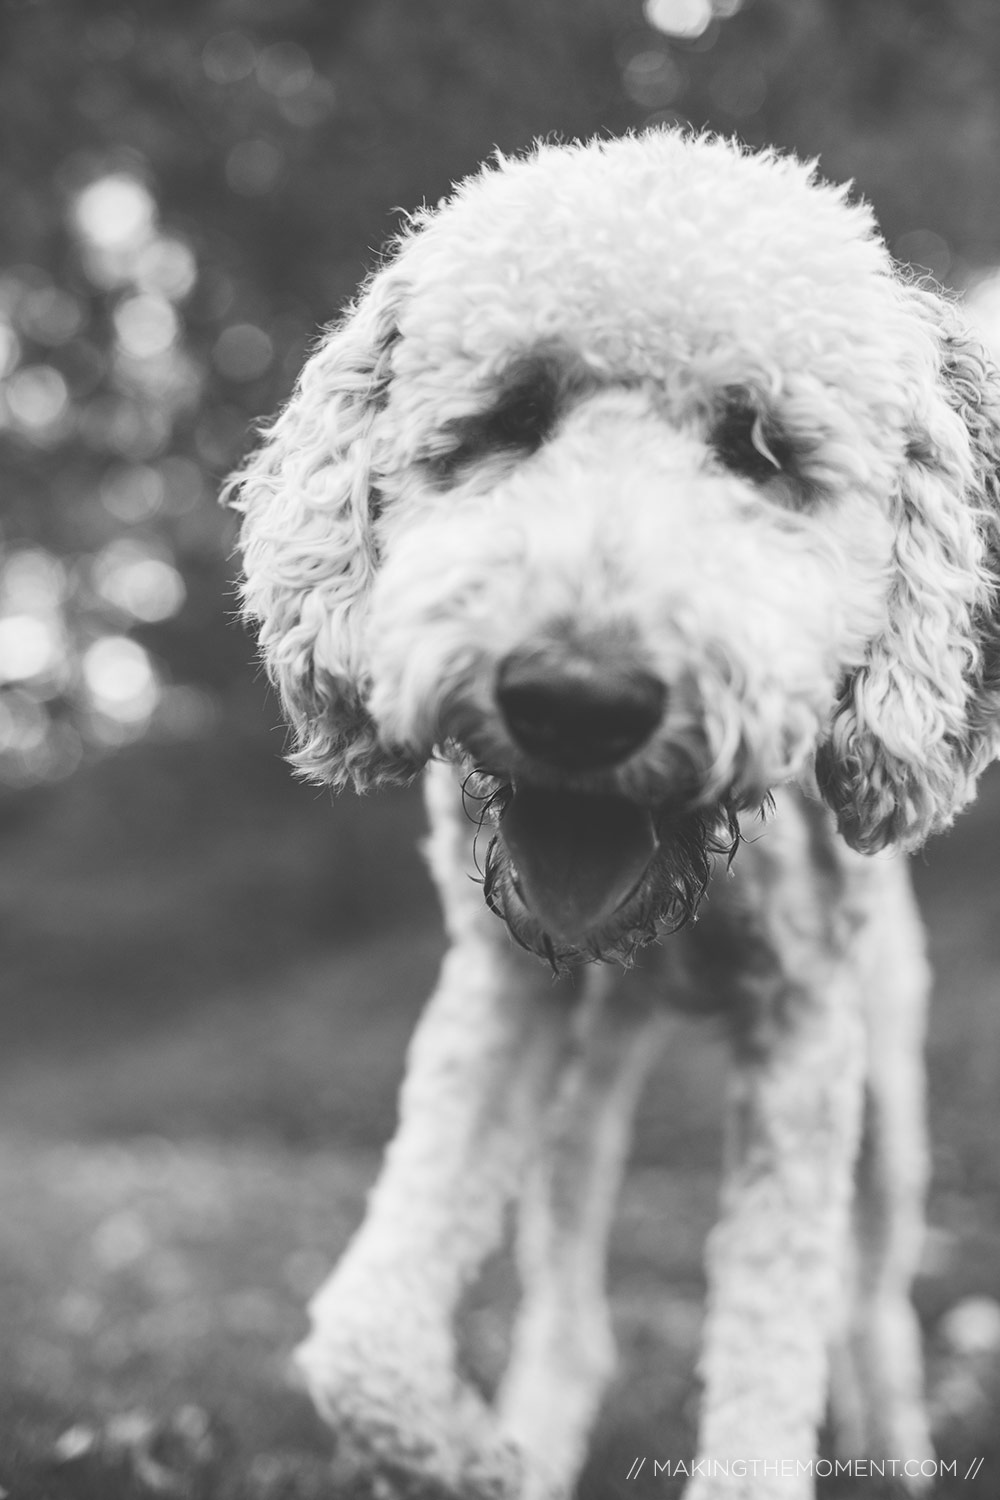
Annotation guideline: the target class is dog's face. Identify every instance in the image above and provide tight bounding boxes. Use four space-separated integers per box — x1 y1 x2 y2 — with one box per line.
231 132 1000 964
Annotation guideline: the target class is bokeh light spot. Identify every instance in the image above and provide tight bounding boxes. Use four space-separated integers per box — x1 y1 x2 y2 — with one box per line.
5 365 71 436
133 237 197 302
644 0 715 39
114 294 178 359
894 229 952 282
0 693 80 785
965 271 1000 359
202 30 257 85
279 77 337 129
20 285 85 345
623 49 682 108
0 323 21 378
257 42 314 97
74 175 156 253
93 541 186 623
82 636 159 723
708 58 767 117
213 323 273 381
100 464 165 523
1 549 67 612
156 455 205 515
0 689 49 757
0 614 64 683
79 394 164 458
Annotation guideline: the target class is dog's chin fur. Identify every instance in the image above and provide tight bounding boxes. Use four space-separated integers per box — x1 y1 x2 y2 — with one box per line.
473 778 745 971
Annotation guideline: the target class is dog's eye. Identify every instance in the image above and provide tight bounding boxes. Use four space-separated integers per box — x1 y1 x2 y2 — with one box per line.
429 375 560 483
711 394 792 484
485 384 558 454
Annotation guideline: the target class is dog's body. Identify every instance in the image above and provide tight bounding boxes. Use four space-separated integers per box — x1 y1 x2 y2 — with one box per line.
230 132 1000 1498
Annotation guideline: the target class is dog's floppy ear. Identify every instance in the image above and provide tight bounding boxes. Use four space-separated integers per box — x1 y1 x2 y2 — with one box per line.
816 288 1000 852
226 271 418 791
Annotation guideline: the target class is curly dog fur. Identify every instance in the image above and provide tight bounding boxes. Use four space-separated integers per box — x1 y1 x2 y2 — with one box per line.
229 131 1000 1499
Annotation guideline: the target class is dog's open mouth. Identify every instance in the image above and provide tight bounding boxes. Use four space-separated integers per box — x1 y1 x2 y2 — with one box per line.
498 786 659 944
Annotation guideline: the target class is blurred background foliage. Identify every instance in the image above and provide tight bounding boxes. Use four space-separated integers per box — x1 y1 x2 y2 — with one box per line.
0 0 999 1028
2 0 1000 799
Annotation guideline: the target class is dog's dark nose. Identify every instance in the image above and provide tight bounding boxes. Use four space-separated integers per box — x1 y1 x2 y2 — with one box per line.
496 647 665 771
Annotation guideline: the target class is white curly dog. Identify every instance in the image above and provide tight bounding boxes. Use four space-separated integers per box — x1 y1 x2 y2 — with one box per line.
230 131 1000 1500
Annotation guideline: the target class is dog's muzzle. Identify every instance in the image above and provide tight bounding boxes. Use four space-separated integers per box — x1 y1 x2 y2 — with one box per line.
495 645 665 772
492 640 665 943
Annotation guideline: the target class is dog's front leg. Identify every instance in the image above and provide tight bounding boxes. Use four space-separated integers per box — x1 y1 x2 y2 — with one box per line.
497 967 673 1499
688 960 867 1500
297 763 578 1499
828 860 934 1479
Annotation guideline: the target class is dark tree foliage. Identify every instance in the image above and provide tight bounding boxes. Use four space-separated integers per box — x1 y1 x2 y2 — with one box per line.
0 0 998 786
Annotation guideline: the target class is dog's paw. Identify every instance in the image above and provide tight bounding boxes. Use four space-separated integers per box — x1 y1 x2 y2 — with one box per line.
294 1326 528 1500
324 1442 520 1500
683 1470 811 1500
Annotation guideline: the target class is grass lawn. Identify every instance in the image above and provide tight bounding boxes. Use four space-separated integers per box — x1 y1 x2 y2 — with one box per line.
1 746 1000 1497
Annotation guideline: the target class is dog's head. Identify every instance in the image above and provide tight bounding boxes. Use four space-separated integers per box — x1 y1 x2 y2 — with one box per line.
228 131 1000 962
